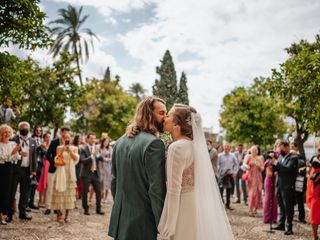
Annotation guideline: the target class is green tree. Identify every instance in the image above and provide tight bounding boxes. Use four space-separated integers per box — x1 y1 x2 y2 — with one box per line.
73 69 137 139
265 35 320 157
49 5 98 85
0 0 51 49
220 79 286 147
0 51 81 134
176 71 189 105
153 50 178 109
129 82 146 101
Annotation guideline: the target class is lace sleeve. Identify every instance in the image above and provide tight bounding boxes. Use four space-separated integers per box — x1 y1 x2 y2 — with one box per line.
158 142 186 240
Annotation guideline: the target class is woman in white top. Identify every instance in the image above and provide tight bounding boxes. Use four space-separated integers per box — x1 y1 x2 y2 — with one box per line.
51 132 79 223
0 124 20 225
158 104 234 240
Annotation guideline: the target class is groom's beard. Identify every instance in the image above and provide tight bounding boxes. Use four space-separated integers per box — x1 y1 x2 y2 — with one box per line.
155 121 164 133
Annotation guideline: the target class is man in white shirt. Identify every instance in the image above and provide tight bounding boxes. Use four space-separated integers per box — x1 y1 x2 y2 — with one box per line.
6 122 37 222
218 142 237 210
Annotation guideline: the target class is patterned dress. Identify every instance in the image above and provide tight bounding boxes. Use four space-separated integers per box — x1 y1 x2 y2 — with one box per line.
247 158 263 210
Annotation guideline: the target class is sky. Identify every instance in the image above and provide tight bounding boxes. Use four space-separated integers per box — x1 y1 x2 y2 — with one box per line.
5 0 320 133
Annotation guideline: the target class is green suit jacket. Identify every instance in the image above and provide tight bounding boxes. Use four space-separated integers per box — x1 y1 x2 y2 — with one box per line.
108 131 166 240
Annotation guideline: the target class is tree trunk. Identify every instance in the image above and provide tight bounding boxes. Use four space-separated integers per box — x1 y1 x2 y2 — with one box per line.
53 126 59 139
295 122 309 160
74 44 83 86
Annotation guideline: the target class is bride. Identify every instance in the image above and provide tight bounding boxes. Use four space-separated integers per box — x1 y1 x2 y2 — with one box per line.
158 104 234 240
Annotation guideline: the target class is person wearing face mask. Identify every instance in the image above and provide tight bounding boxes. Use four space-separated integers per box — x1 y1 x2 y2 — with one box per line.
0 100 20 125
272 141 298 236
6 122 37 222
307 155 320 240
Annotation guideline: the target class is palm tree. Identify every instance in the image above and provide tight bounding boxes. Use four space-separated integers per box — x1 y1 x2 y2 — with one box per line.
129 83 147 101
49 5 98 85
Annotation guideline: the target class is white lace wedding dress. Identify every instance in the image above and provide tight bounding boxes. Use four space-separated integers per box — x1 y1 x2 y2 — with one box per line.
158 113 235 240
158 139 196 240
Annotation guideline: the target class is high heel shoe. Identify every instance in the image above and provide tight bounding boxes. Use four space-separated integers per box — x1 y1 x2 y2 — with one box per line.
0 214 7 225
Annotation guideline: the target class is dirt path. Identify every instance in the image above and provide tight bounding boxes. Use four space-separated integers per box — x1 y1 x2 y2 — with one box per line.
0 195 313 240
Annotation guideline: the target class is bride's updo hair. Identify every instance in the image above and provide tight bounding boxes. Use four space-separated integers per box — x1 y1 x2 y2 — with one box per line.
172 104 197 139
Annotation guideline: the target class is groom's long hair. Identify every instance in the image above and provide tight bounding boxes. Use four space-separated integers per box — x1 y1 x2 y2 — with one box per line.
126 96 165 136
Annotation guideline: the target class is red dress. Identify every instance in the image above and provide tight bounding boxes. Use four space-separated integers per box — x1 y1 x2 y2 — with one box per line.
306 168 320 224
37 156 50 193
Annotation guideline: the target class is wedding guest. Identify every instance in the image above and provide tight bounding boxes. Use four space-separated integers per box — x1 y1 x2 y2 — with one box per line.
73 134 84 199
272 141 298 235
44 126 71 215
273 139 282 158
51 132 79 223
80 132 104 215
207 139 218 179
7 122 37 222
0 125 20 225
28 126 43 210
218 142 237 210
306 155 320 240
97 137 113 202
290 142 307 223
36 132 51 207
263 151 278 224
234 143 247 205
243 145 263 217
0 100 20 125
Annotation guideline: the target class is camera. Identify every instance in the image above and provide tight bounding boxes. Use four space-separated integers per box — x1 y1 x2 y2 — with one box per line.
312 157 320 169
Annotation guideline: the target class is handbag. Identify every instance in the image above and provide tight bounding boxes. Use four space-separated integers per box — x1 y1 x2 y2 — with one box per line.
242 173 248 181
55 155 65 167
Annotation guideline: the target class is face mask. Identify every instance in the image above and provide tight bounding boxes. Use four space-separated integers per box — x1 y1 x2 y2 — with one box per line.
280 150 286 156
19 129 29 136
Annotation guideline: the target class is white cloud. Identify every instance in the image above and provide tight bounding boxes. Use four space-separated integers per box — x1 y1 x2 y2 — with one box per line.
6 0 320 133
116 0 320 132
48 0 158 17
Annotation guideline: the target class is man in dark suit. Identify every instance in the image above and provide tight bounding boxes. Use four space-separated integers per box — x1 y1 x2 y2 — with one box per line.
80 132 104 215
44 126 70 215
6 122 37 222
27 126 43 210
108 96 167 240
273 141 298 235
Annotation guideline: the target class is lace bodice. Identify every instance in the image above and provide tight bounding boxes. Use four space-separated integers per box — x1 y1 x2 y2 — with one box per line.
182 162 194 193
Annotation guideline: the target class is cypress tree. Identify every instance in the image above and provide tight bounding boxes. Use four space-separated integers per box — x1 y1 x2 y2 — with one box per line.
152 50 178 110
177 71 189 105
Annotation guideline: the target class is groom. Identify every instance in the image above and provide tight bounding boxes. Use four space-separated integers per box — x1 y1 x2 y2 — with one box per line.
108 96 167 240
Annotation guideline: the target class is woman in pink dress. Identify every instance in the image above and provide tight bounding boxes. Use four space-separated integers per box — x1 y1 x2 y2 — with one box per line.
36 132 51 207
243 145 264 217
263 151 278 223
